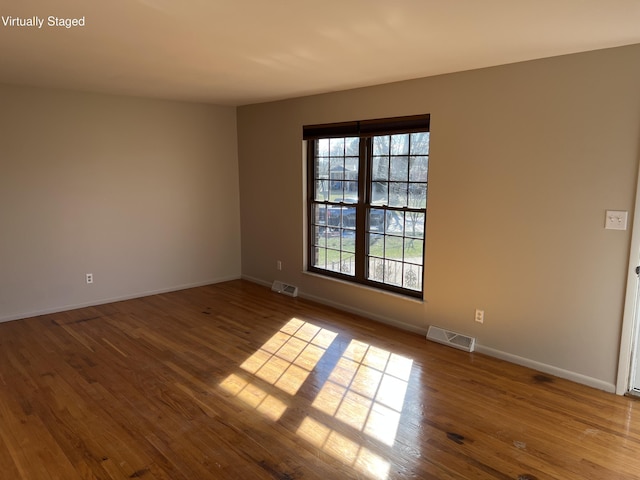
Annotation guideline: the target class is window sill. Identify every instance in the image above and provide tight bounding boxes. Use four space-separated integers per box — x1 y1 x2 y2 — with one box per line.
302 270 425 304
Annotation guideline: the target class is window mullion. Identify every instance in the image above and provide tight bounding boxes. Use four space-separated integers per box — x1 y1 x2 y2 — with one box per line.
354 137 368 281
307 140 314 270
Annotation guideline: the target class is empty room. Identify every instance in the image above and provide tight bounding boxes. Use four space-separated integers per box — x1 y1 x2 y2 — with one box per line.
2 1 640 479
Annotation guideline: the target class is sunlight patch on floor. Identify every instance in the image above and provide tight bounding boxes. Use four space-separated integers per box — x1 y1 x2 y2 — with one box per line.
219 373 287 421
219 317 414 480
298 339 413 479
298 416 390 480
220 318 338 419
311 340 411 446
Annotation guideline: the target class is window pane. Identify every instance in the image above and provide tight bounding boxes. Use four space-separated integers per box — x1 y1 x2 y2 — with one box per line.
326 249 342 273
340 253 356 276
315 181 329 201
404 238 423 264
345 137 359 156
313 226 326 247
391 134 409 155
403 263 422 291
313 204 327 225
342 206 356 228
316 157 329 179
327 207 340 227
389 183 408 207
373 136 390 156
345 156 359 176
369 209 385 232
405 212 425 238
330 181 344 201
372 156 389 181
385 211 403 235
384 259 402 286
368 257 385 283
408 184 427 208
329 138 344 156
410 132 429 155
371 182 388 206
339 252 355 275
312 247 326 269
384 236 403 260
369 233 384 256
409 156 428 182
342 231 356 253
390 156 408 181
344 183 358 202
330 158 344 180
326 235 340 250
317 139 329 157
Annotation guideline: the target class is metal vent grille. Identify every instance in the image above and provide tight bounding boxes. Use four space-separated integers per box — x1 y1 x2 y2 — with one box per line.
271 281 299 297
426 325 475 352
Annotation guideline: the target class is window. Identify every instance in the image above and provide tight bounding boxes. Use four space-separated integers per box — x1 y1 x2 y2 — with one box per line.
305 115 430 298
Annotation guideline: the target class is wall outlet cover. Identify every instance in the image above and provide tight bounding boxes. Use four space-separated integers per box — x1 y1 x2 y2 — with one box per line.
605 210 628 230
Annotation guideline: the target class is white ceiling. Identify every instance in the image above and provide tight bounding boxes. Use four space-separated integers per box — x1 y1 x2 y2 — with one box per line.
2 0 640 106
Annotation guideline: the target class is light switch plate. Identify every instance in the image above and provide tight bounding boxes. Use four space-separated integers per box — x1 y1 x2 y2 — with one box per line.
605 210 628 230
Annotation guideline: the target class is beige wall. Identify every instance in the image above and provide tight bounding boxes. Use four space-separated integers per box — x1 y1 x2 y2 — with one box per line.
0 84 241 320
237 44 640 390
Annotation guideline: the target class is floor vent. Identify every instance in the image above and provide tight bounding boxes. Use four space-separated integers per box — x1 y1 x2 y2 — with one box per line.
426 326 475 352
271 281 299 297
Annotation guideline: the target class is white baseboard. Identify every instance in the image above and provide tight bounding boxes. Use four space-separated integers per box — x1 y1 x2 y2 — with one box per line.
242 274 271 288
0 275 241 324
299 291 428 336
241 274 428 335
7 273 614 393
474 345 616 393
242 275 616 393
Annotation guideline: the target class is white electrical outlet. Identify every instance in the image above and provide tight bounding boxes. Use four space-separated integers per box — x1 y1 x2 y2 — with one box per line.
86 273 93 284
277 260 282 271
475 309 484 324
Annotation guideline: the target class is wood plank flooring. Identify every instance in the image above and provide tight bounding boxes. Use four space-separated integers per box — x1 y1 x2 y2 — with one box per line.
0 279 639 479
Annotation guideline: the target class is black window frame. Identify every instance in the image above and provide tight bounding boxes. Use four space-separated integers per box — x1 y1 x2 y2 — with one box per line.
305 114 430 299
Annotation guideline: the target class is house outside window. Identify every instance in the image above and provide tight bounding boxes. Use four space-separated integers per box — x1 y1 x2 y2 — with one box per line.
305 115 430 299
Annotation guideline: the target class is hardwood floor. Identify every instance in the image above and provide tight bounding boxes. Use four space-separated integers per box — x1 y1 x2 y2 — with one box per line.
0 279 639 479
